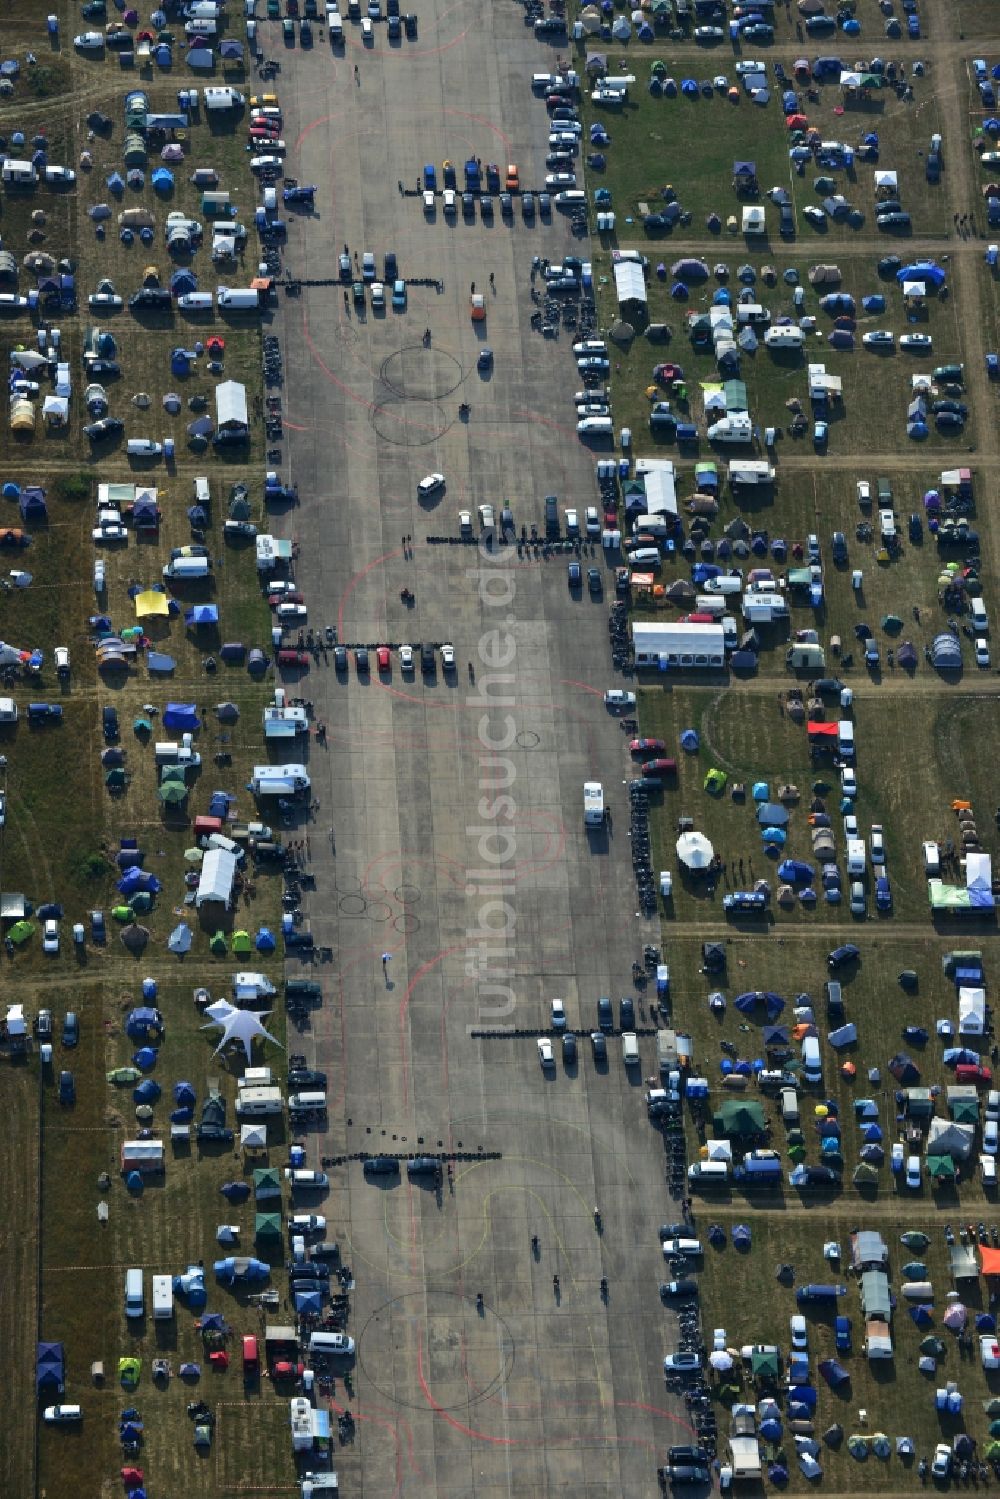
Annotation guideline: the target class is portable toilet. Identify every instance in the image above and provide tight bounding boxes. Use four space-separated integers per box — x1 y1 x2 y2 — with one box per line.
620 426 631 452
47 13 58 35
164 437 175 460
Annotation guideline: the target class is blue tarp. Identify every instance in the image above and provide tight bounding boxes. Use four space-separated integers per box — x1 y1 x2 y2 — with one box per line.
184 604 218 626
896 261 946 288
133 1079 161 1103
163 702 200 731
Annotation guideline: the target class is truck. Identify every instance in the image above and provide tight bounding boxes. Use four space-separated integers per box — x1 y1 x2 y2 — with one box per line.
583 781 605 826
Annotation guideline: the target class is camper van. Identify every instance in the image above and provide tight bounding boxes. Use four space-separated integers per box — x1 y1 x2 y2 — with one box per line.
236 1084 284 1117
621 1032 640 1066
837 720 855 760
152 1274 174 1320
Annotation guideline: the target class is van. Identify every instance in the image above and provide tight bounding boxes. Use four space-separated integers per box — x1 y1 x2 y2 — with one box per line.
693 595 727 618
217 287 262 310
288 1090 327 1113
846 838 866 875
154 737 200 767
328 12 343 39
687 1160 729 1183
236 1084 284 1116
152 1274 174 1320
163 555 210 580
555 189 587 208
577 416 613 437
627 547 662 570
837 720 855 760
801 1034 822 1084
124 1267 144 1320
622 1032 639 1066
177 292 214 311
780 1087 800 1124
308 1330 354 1356
922 840 940 876
702 574 742 596
970 597 988 632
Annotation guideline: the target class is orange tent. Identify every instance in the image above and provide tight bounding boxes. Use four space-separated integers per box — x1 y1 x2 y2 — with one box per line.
980 1246 1000 1275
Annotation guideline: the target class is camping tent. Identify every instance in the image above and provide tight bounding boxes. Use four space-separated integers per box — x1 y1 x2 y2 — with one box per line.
714 1100 766 1136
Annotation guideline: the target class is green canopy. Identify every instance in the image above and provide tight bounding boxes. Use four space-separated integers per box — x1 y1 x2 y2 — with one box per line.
232 930 252 955
788 1143 806 1163
926 1153 956 1179
751 1347 779 1378
210 930 227 955
987 1443 1000 1459
254 1212 282 1242
253 1166 281 1199
158 780 187 803
853 1162 879 1183
7 919 34 944
951 1097 979 1123
713 1099 765 1135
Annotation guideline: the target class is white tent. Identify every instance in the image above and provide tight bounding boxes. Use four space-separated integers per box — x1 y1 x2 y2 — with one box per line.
958 986 986 1036
240 1122 267 1148
196 846 238 907
202 999 282 1061
613 256 646 309
676 831 714 869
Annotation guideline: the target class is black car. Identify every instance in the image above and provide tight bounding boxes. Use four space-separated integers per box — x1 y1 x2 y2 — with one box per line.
779 203 795 237
659 1282 699 1300
480 194 493 219
288 1068 327 1089
403 11 417 36
309 1240 340 1259
84 417 124 442
666 1465 710 1484
62 1012 79 1048
355 647 369 674
406 1156 442 1178
333 645 348 671
36 1008 53 1039
828 943 860 970
420 643 435 674
86 359 121 377
877 254 902 277
619 996 635 1029
669 1446 709 1464
908 512 923 542
561 1032 577 1064
363 1156 400 1175
462 191 475 218
58 1070 75 1105
590 1031 607 1062
196 1123 235 1143
587 568 603 596
831 531 848 563
102 705 119 742
384 251 397 281
286 979 322 1001
597 996 613 1032
811 677 845 696
289 1262 330 1281
129 288 172 310
386 0 399 11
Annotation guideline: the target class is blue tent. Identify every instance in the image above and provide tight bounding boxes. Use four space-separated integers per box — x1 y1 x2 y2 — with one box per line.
752 781 769 801
818 1358 850 1387
151 167 174 192
909 1304 933 1326
19 487 47 521
168 922 192 954
117 870 162 896
896 261 946 288
860 1144 884 1164
184 604 218 626
255 927 276 952
680 729 700 751
170 268 197 295
163 702 200 731
862 1123 883 1141
170 1107 193 1123
294 1289 323 1314
762 827 786 845
126 1171 145 1193
681 78 699 96
756 802 789 825
220 1181 250 1201
789 1384 817 1409
133 1079 161 1104
126 1007 163 1039
732 1223 752 1248
976 1313 996 1332
760 1417 783 1440
36 1342 65 1393
174 1080 196 1106
174 1266 206 1305
147 652 177 673
778 859 813 883
133 1047 158 1071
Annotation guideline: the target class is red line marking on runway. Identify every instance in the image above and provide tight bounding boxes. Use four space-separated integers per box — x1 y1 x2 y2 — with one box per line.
337 547 403 636
282 418 311 431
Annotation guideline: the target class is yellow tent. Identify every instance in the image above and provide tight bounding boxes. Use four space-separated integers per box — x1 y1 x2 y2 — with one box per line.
135 590 170 617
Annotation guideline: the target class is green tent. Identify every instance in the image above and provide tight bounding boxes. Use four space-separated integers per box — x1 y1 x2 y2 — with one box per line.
7 919 34 944
253 1166 282 1200
158 780 187 803
750 1346 779 1378
255 1212 282 1244
704 767 727 794
118 1357 141 1388
713 1099 765 1136
788 1144 806 1163
853 1162 879 1184
105 768 126 788
232 930 252 955
926 1153 956 1180
210 931 227 955
133 717 152 734
950 1097 979 1124
987 1442 1000 1460
112 904 133 922
107 1066 141 1085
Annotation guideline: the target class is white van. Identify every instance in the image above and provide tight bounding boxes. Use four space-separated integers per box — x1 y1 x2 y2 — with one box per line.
846 838 866 875
687 1160 729 1183
622 1032 639 1066
577 416 613 437
801 1035 822 1084
328 12 343 40
878 507 896 539
628 547 662 569
308 1330 355 1356
289 1091 327 1113
837 720 855 760
177 292 214 311
217 287 262 310
555 189 586 208
152 1274 174 1320
693 595 727 617
970 597 988 632
163 555 210 580
780 1087 800 1124
922 840 940 875
124 1267 144 1319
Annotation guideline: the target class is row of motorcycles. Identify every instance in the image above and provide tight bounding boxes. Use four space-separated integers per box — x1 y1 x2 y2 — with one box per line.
609 599 631 673
629 780 658 918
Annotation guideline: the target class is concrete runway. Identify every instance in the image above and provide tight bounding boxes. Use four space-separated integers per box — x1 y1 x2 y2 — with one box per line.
270 4 690 1491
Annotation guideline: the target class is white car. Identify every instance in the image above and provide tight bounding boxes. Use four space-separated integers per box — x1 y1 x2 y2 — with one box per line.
418 473 445 497
985 1120 999 1156
564 508 579 535
840 766 858 798
440 644 456 671
276 603 308 621
789 1314 808 1350
88 292 124 310
544 173 576 188
856 479 871 507
44 166 76 185
458 510 472 537
537 1037 555 1068
422 189 435 213
55 646 71 676
605 689 636 709
43 1405 82 1423
842 812 858 838
551 998 566 1031
361 15 373 39
478 503 495 532
443 188 456 215
900 333 933 351
862 330 894 349
43 918 60 955
976 639 991 669
905 1155 921 1189
870 825 885 864
932 1444 952 1480
92 523 127 543
288 1213 326 1233
370 281 385 308
74 31 105 48
399 645 414 672
249 156 283 173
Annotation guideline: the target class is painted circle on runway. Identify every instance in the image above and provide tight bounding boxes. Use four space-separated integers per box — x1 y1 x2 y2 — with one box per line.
380 346 464 402
394 884 420 904
371 395 450 446
515 731 541 749
367 901 392 922
339 894 367 916
336 874 363 895
358 1288 515 1411
393 912 420 935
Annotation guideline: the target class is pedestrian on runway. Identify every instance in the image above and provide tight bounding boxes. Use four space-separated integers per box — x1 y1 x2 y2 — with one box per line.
398 179 403 194
354 64 359 84
471 281 476 294
343 290 349 310
489 272 495 291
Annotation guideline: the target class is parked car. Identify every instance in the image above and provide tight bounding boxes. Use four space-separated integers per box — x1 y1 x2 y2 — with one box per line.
537 1037 554 1068
62 1012 79 1047
58 1070 75 1104
550 998 567 1031
43 918 60 955
828 944 860 970
663 1351 703 1372
363 1156 399 1176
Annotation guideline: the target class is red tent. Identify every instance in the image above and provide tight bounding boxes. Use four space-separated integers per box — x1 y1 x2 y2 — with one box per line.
980 1245 1000 1276
807 722 838 738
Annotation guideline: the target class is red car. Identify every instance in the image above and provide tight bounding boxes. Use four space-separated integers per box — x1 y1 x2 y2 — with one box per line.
956 1062 992 1087
642 758 677 776
243 1335 259 1374
277 649 310 668
268 590 304 607
376 646 391 672
654 362 684 384
629 738 665 754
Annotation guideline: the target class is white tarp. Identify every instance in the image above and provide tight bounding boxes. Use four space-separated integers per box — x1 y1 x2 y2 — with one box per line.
196 846 238 907
959 986 986 1036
